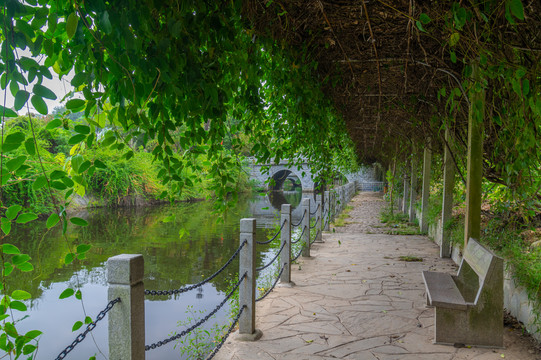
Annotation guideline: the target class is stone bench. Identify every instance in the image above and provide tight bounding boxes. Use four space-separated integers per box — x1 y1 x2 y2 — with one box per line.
422 238 503 347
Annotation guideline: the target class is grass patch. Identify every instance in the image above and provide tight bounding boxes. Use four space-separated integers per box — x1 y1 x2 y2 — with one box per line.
332 205 354 227
380 205 409 224
398 255 423 262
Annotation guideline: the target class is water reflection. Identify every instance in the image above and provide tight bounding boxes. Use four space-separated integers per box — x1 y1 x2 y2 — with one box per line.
3 190 309 359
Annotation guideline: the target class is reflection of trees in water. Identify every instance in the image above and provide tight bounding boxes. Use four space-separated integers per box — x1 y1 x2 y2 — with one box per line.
6 194 269 302
268 189 302 210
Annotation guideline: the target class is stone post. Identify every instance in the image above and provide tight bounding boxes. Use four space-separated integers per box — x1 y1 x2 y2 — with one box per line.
420 141 432 233
302 198 310 257
238 218 262 340
324 191 330 231
108 254 145 360
316 194 323 242
402 165 409 214
441 128 455 258
464 61 484 247
409 147 418 223
280 204 292 285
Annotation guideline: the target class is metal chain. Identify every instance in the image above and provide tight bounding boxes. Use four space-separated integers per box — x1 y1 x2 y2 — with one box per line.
204 305 246 360
291 209 306 227
309 203 320 216
55 297 121 360
256 265 285 302
256 219 286 245
310 229 321 245
291 245 303 262
145 240 247 296
145 272 247 351
291 225 306 244
309 216 320 229
256 241 286 272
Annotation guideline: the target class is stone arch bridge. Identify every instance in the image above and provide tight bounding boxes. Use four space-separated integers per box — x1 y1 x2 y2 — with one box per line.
247 157 380 192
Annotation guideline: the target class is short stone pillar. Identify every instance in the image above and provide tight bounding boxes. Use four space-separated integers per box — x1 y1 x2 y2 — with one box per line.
302 198 310 257
324 191 330 231
237 218 262 341
108 254 145 360
316 194 323 242
280 204 292 285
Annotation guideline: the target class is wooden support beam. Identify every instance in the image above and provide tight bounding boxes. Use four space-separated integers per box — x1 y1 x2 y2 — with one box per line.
409 146 418 223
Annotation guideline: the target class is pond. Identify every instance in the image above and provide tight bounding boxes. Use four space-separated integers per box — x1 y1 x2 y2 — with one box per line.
3 189 312 360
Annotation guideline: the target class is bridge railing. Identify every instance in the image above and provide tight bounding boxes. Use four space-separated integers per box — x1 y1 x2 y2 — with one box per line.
54 183 355 360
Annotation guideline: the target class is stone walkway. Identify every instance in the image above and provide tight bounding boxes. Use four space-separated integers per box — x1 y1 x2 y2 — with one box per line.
215 192 540 360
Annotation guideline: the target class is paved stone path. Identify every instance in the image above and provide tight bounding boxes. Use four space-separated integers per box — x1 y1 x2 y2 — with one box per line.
215 192 540 360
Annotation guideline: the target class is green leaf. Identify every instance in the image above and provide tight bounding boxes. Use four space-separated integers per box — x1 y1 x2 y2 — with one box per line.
17 262 33 272
2 244 20 254
449 32 460 47
45 118 62 129
4 132 25 145
71 72 86 87
24 138 36 156
31 95 48 115
24 330 42 340
419 13 431 24
100 11 112 34
509 0 524 20
0 105 18 118
6 155 27 172
11 290 31 300
68 134 86 145
9 300 27 312
33 175 47 190
14 90 29 111
50 170 67 180
16 213 38 224
450 51 457 63
77 160 91 173
23 344 36 355
59 288 74 299
72 321 83 331
71 218 89 227
65 253 75 264
6 205 22 220
415 21 425 32
46 213 60 229
523 79 530 96
4 322 18 338
66 12 78 39
94 159 107 169
33 84 57 100
3 262 13 276
12 254 30 265
66 98 85 110
75 290 82 300
74 125 90 134
84 316 92 324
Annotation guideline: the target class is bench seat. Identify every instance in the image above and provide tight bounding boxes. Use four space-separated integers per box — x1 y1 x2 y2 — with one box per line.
422 271 467 310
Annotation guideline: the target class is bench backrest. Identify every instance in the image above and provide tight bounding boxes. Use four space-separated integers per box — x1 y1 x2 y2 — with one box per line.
456 238 503 304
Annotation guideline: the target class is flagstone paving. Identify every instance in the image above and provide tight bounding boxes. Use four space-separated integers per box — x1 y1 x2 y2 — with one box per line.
215 192 541 360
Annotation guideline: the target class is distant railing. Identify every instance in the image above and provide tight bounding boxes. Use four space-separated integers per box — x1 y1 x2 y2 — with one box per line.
357 181 384 192
54 183 357 360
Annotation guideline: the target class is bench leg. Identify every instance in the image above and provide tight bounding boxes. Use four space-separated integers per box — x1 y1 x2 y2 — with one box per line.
434 306 503 347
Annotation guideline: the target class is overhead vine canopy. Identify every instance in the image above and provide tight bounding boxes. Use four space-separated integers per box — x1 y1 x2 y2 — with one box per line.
245 0 541 189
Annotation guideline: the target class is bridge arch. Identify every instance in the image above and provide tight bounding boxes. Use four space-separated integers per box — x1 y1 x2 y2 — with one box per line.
268 165 312 191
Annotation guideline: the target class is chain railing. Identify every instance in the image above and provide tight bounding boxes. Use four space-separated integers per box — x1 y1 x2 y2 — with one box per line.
145 272 246 350
100 183 356 360
145 240 247 296
55 297 121 360
256 219 286 245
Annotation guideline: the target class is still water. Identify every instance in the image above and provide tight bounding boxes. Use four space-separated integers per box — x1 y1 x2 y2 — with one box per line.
5 190 309 360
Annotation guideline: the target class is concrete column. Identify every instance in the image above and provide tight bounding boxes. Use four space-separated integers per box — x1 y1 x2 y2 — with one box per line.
420 141 432 233
108 254 145 360
402 165 409 214
324 191 330 231
302 198 310 257
441 128 455 258
409 147 418 223
238 218 262 340
464 62 484 247
316 194 323 242
280 204 292 285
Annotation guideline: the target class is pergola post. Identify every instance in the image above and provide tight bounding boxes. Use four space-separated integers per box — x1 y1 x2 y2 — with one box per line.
441 128 455 258
420 140 432 233
402 163 409 214
409 146 418 223
464 62 485 247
